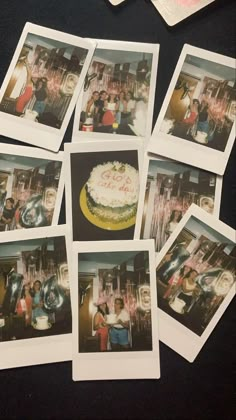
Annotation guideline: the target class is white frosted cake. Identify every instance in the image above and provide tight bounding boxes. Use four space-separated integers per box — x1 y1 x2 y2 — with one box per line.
86 161 139 223
36 315 49 329
169 297 186 314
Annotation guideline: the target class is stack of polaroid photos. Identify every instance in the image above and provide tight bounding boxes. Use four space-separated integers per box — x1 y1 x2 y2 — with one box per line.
0 22 235 382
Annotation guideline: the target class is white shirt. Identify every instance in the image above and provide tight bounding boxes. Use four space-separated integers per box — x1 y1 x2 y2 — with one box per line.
126 99 136 113
113 309 130 329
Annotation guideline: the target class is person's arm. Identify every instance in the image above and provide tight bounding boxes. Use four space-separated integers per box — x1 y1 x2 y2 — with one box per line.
1 215 11 224
117 312 130 329
131 101 136 118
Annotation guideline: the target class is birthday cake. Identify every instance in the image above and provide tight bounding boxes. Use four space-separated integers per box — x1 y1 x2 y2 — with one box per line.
35 315 49 330
85 161 139 223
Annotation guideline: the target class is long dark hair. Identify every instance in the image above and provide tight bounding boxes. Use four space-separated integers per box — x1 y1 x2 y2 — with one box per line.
97 303 109 316
30 280 42 297
184 269 198 280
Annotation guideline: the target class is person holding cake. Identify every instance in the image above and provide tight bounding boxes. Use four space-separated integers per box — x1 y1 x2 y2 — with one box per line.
93 296 109 352
108 298 130 351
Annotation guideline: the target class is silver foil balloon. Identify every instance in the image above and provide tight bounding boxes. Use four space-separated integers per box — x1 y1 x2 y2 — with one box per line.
20 194 48 228
42 275 64 311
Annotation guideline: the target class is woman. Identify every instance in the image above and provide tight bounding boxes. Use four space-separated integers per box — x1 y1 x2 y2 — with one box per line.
163 265 191 300
16 283 32 326
116 91 127 125
165 210 182 238
196 100 209 134
15 61 33 114
0 197 15 231
109 298 130 351
33 77 48 116
85 91 99 116
31 280 46 323
183 98 200 126
102 92 119 126
93 296 109 352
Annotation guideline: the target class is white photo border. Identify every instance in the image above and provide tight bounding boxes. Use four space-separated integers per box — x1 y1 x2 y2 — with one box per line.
72 239 160 381
148 44 236 175
134 152 223 253
72 39 159 144
0 22 96 152
155 203 236 362
0 224 72 370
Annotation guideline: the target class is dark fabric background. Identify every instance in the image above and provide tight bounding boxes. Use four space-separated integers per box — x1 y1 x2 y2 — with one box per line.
0 1 235 419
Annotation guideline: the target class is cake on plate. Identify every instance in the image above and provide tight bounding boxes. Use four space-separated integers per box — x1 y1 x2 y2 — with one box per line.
85 161 139 224
35 315 50 329
169 297 186 314
106 314 117 324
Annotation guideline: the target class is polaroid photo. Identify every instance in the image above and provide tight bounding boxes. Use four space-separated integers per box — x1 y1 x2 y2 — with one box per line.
134 152 222 253
72 239 160 381
65 139 144 242
0 225 72 370
148 44 236 175
0 143 64 232
155 203 236 362
151 0 215 26
0 22 96 152
72 39 159 142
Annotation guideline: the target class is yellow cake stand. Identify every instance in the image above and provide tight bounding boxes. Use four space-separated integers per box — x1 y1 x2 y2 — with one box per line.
79 185 136 231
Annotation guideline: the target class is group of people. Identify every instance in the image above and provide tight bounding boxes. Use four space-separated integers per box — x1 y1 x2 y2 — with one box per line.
163 265 199 313
84 89 137 128
0 197 17 231
12 55 49 117
93 297 130 352
178 98 214 142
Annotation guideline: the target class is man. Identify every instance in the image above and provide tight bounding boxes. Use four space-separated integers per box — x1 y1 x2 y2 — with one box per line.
95 90 108 124
109 298 130 351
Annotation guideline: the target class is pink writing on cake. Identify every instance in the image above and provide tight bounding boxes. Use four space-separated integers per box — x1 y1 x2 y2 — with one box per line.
97 180 116 190
119 183 134 194
101 169 125 183
97 179 134 194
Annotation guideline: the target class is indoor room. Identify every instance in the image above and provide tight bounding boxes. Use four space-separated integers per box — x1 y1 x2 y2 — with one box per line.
78 250 153 353
0 153 62 231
